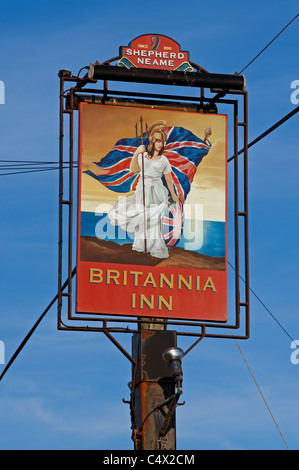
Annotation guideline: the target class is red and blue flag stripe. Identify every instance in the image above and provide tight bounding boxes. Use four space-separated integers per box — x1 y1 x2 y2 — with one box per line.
84 126 211 202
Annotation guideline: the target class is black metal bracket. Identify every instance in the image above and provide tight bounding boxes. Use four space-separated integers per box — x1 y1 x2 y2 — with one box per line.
57 61 249 342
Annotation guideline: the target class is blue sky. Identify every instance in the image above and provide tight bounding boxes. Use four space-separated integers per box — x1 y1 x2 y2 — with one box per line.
0 0 298 450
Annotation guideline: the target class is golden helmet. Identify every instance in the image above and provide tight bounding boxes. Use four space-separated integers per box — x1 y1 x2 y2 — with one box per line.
147 120 167 152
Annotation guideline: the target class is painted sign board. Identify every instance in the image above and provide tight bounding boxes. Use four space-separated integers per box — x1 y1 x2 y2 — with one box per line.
76 102 227 322
117 34 193 71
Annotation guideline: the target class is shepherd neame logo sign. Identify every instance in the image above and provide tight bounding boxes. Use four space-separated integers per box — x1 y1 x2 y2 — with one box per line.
117 34 193 72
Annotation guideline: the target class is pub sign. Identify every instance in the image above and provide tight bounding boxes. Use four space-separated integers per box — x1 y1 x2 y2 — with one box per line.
76 101 227 322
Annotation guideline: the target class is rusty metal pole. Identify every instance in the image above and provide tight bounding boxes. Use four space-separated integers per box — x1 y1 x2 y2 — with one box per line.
131 329 181 450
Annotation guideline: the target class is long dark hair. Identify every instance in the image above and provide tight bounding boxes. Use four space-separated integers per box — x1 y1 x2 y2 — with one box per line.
147 140 164 158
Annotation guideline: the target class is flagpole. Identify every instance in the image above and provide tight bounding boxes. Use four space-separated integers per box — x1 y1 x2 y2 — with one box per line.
139 116 147 254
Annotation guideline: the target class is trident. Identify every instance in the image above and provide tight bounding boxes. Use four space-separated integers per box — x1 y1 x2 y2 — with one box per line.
135 116 148 254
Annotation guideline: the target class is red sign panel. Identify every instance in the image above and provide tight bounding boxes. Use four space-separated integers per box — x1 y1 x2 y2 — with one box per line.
118 34 193 71
76 103 227 322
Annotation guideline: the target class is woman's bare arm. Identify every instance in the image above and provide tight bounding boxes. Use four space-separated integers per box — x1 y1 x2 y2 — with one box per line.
130 145 145 173
164 172 179 203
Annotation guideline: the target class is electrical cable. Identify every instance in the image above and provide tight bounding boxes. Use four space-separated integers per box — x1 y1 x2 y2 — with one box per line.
226 109 299 343
1 107 298 174
0 56 298 448
0 159 78 176
0 21 297 447
239 13 299 74
0 108 296 359
228 261 294 342
0 163 57 168
0 103 297 174
0 160 58 164
0 165 76 176
230 329 289 450
228 105 299 162
0 268 76 383
0 105 297 371
77 66 89 78
138 392 181 433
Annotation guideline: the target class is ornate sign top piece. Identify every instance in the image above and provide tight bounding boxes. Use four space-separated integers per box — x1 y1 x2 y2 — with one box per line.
118 34 193 72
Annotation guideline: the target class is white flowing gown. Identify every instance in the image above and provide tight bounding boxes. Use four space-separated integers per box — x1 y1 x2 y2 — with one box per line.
108 152 172 259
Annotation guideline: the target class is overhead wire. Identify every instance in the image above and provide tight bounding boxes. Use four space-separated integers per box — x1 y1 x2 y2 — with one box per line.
0 167 72 176
0 164 77 176
228 11 299 444
0 159 58 164
228 105 299 162
1 23 298 455
0 106 297 358
1 106 298 173
0 268 76 383
227 261 294 342
1 109 297 339
239 12 299 74
230 329 289 450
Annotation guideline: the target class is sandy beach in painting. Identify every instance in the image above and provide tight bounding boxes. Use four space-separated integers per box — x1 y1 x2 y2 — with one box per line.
80 236 225 271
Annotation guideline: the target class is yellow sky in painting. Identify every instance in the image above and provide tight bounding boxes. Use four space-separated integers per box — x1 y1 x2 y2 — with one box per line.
80 103 227 221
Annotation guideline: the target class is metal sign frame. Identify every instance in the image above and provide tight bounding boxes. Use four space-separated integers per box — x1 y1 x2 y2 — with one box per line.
57 55 249 351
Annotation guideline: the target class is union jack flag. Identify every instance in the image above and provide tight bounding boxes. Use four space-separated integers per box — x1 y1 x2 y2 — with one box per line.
84 126 211 203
